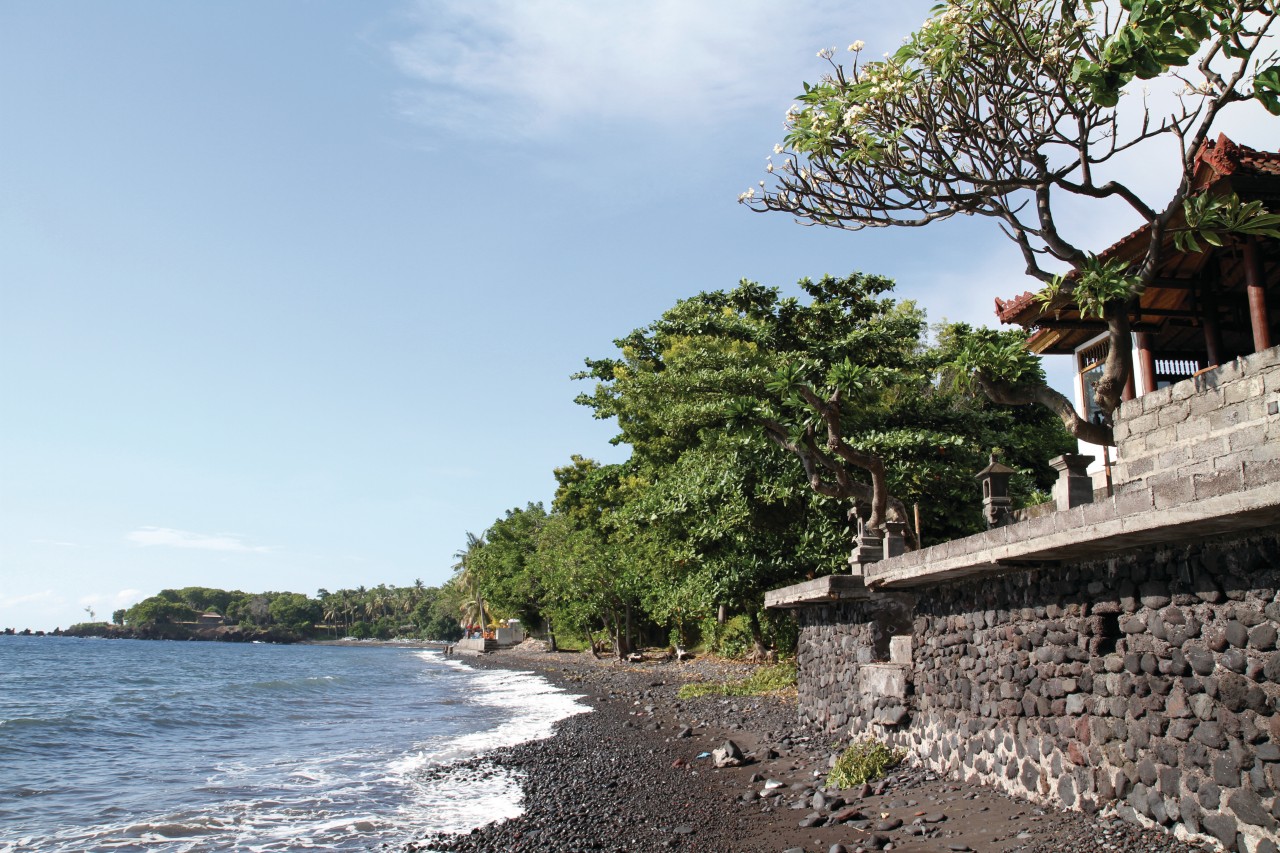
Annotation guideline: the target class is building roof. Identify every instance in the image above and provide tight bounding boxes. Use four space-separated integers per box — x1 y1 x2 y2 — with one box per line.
994 136 1280 355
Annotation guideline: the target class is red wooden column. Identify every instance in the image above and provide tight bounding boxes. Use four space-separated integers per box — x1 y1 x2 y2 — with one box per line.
1244 238 1273 352
1135 332 1156 395
1202 284 1224 367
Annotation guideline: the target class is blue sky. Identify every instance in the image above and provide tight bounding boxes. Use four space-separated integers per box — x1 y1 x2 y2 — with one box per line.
2 2 1274 631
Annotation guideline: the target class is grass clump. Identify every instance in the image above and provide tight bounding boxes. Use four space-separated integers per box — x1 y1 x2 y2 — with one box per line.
826 738 906 788
677 661 797 699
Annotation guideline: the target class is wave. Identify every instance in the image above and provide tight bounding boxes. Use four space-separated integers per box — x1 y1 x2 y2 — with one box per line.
243 675 341 694
0 717 53 729
0 641 590 851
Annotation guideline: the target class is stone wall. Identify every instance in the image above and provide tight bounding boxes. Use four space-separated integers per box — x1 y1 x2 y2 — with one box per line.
796 530 1280 852
1112 345 1280 492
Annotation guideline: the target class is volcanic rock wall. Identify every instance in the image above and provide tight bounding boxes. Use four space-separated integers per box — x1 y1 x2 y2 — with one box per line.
796 531 1280 852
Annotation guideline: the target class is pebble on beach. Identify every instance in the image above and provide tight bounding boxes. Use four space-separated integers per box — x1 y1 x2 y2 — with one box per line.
408 642 1219 853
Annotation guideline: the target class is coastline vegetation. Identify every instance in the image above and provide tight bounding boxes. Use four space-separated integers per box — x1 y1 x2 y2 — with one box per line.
60 582 470 643
448 275 1073 660
826 739 907 788
676 661 798 699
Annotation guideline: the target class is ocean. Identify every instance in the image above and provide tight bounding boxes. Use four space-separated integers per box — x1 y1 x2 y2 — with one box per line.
0 636 588 852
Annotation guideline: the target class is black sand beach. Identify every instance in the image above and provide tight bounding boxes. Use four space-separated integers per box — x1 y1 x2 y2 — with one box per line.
409 642 1212 853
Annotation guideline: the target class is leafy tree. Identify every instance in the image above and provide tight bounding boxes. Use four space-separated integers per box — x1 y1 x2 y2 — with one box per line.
165 586 239 614
268 593 321 631
411 589 464 641
574 281 854 651
471 503 548 629
125 597 197 626
746 0 1279 441
580 274 1067 545
576 274 1071 651
539 458 649 657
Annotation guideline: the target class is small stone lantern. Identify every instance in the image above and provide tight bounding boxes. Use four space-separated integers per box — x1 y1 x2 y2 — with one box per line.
848 511 882 573
976 453 1016 528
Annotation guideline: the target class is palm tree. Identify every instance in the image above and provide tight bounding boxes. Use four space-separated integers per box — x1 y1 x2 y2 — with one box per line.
457 574 490 633
318 589 340 637
453 532 489 633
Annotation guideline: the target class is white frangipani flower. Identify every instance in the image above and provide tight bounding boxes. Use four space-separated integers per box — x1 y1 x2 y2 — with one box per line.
848 40 866 52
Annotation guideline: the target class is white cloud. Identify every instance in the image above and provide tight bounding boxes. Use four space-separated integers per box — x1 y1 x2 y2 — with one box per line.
77 589 144 609
0 590 61 609
126 527 270 553
388 0 926 137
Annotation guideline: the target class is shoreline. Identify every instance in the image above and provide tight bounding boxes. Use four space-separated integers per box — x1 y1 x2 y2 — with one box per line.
410 642 1213 853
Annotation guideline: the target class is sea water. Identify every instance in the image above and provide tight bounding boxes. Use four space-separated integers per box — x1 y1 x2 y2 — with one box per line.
0 636 588 852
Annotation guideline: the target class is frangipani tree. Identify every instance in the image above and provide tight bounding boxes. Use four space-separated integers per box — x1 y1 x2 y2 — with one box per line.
745 0 1279 443
739 356 920 550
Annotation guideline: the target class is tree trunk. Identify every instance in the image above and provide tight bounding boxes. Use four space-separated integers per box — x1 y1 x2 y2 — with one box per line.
1092 307 1134 419
976 374 1115 446
747 608 768 662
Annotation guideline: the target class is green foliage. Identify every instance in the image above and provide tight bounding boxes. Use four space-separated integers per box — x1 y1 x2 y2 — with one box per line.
125 597 198 626
1257 64 1280 114
704 614 758 659
1070 0 1231 105
826 739 907 788
119 582 456 641
158 586 241 614
411 590 464 641
471 503 549 628
1175 191 1280 252
1040 257 1140 319
676 661 798 699
946 325 1047 391
268 593 321 631
452 274 1070 654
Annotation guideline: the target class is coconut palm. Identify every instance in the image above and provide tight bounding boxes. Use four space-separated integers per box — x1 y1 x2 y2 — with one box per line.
453 532 489 632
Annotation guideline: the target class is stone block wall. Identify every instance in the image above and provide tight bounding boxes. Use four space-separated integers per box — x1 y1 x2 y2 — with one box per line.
796 594 916 733
796 531 1280 852
1112 345 1280 494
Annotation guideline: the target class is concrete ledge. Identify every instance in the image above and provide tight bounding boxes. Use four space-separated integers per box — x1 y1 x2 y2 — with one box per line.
865 482 1280 589
765 574 870 608
452 637 495 654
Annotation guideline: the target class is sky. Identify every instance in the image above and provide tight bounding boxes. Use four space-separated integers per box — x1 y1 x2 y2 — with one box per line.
2 2 1275 631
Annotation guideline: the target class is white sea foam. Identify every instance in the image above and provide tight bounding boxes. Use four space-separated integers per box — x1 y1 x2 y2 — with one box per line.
385 650 591 836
